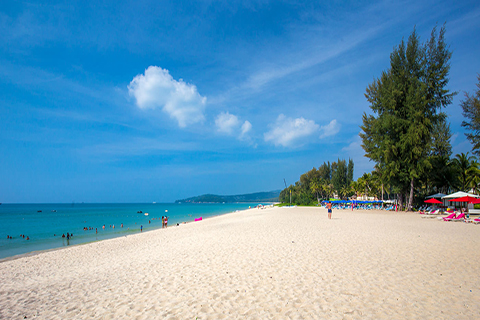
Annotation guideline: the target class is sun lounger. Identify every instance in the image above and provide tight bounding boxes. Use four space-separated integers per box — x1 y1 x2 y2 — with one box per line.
442 213 456 221
446 213 465 222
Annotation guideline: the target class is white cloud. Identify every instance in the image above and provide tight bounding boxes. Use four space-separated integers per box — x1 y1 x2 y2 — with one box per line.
264 114 319 147
319 119 340 139
215 112 240 134
240 120 252 137
128 66 206 128
215 112 253 142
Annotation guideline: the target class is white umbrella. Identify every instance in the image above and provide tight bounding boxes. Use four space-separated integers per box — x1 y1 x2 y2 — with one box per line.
442 192 480 199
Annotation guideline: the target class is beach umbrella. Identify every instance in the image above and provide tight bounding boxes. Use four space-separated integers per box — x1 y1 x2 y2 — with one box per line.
442 191 478 199
448 196 478 203
425 198 442 204
471 198 480 204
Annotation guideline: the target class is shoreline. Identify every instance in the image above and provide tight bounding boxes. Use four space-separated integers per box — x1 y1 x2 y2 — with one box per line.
0 206 258 263
1 206 479 319
0 203 264 261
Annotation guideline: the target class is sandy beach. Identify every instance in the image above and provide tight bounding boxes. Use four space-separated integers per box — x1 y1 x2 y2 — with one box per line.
1 206 479 319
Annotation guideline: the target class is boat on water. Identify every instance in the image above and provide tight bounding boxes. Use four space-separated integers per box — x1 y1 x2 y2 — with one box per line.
137 211 143 213
144 212 149 216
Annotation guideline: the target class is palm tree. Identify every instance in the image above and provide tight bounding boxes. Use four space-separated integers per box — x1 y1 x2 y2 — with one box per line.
452 152 476 191
350 180 359 199
310 180 321 203
323 183 334 199
467 160 480 194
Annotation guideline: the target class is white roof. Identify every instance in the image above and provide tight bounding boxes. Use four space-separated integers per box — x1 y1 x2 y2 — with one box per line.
426 193 447 199
442 191 480 199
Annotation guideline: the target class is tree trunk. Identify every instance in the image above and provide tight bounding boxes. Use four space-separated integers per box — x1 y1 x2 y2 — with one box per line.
397 193 403 211
407 178 414 211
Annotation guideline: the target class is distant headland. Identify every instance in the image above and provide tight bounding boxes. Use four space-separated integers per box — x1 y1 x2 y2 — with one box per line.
175 190 281 203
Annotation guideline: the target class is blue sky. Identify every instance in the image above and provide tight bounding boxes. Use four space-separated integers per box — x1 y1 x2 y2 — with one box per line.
1 0 479 203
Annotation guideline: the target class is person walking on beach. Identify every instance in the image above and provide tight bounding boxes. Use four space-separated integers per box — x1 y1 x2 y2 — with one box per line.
326 201 332 219
162 216 165 228
140 225 143 232
164 216 168 228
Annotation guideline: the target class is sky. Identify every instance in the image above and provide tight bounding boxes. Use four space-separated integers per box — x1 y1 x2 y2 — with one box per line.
1 0 479 203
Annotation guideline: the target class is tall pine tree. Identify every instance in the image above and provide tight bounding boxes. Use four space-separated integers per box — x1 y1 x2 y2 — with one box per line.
360 25 455 210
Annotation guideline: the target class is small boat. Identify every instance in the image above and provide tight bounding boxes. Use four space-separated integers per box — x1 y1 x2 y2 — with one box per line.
144 213 149 216
37 210 42 213
51 210 57 212
137 211 143 213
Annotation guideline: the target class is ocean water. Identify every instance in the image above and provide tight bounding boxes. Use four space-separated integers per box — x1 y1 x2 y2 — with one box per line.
0 202 263 260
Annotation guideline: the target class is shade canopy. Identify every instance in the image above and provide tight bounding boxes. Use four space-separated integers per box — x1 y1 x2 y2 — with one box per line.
426 193 447 199
442 191 479 199
425 198 442 204
448 195 478 203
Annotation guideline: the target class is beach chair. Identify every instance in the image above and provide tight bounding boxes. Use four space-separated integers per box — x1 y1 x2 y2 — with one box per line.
442 213 456 221
446 213 465 222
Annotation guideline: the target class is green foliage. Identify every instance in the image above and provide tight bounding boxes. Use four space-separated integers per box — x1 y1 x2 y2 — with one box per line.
451 152 477 191
461 74 480 156
360 25 455 210
280 159 354 205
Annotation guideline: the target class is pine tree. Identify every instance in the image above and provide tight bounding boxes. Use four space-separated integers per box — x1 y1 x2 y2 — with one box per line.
360 25 454 211
461 75 480 156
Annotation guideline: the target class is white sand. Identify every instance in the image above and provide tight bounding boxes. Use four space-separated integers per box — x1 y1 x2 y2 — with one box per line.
1 206 479 319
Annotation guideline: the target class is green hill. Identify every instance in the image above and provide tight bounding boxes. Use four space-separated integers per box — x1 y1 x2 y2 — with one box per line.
175 190 281 203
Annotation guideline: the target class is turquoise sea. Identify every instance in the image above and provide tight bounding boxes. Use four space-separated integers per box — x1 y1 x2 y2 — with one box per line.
0 202 263 260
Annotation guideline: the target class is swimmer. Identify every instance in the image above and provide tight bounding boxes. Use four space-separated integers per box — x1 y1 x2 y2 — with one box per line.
164 216 168 228
121 223 123 228
96 228 98 234
140 225 143 232
102 225 105 229
113 225 115 229
26 236 29 240
149 220 151 224
62 234 65 238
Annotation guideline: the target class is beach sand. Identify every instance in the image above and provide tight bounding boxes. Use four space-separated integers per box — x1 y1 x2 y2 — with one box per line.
1 206 479 319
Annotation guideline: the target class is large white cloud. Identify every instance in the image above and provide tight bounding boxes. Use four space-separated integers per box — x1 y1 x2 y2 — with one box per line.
264 114 319 147
319 119 340 139
128 66 206 128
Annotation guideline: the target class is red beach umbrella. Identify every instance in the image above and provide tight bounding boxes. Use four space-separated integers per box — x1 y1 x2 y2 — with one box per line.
470 198 480 204
448 196 478 203
424 198 442 204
